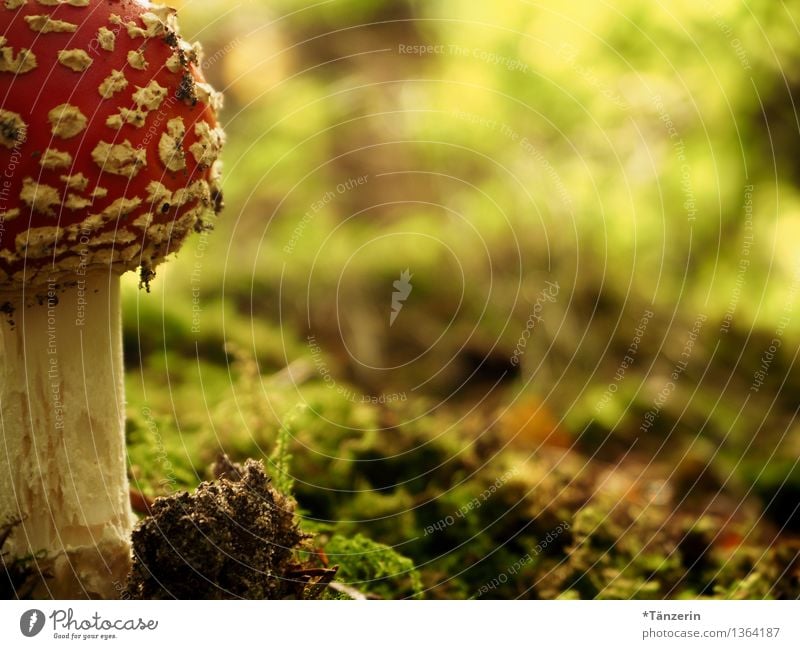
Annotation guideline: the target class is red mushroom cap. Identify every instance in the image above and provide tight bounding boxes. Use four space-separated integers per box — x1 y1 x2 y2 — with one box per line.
0 0 224 289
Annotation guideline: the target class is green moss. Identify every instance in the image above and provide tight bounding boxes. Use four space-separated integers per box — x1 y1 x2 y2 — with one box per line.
324 534 423 599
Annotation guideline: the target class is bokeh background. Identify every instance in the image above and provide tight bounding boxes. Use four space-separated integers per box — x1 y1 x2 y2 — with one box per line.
123 0 800 598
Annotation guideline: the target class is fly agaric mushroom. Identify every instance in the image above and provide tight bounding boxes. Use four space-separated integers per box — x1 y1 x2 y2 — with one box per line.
0 0 224 597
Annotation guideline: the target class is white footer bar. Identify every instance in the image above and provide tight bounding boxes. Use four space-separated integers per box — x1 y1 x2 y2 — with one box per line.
5 600 799 648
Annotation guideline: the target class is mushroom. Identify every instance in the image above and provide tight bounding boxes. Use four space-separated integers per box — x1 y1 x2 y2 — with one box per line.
0 0 224 597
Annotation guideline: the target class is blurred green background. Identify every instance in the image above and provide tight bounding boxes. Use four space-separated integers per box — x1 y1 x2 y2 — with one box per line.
123 0 800 598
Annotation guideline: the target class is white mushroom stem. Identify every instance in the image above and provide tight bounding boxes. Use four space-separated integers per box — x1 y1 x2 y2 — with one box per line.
0 272 133 598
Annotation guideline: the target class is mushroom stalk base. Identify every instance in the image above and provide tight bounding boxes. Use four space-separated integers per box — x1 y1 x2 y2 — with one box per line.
0 273 133 598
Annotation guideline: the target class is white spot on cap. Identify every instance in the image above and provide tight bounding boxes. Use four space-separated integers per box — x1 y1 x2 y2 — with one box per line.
61 173 89 191
127 50 148 70
91 140 147 178
131 211 154 230
165 51 182 73
124 108 149 127
48 103 87 138
57 49 93 72
123 20 147 39
64 194 92 210
0 45 36 74
98 70 128 99
20 177 61 216
146 181 171 207
196 82 224 112
148 4 178 26
0 109 26 148
189 121 225 167
80 196 142 231
140 12 167 37
132 80 168 110
16 226 62 258
39 148 73 169
81 230 138 249
97 27 115 52
171 179 211 208
106 114 124 130
159 117 186 172
120 243 141 262
24 15 77 33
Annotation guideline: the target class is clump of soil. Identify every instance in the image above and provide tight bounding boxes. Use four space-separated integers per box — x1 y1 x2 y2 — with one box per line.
125 457 325 599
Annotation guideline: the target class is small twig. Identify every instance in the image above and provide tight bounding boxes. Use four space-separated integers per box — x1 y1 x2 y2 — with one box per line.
306 566 338 599
328 581 375 600
285 567 337 578
267 359 316 387
315 547 330 567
